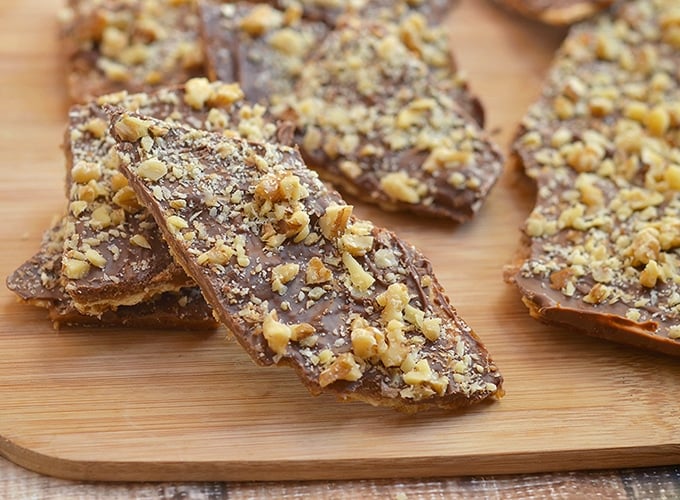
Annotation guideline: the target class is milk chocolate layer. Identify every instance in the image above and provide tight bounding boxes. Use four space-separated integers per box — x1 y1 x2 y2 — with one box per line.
111 110 503 412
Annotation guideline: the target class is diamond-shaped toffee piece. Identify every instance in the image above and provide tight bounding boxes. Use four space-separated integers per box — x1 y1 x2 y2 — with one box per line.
278 18 500 223
63 79 285 315
507 0 680 356
60 0 205 104
111 110 503 412
7 217 217 330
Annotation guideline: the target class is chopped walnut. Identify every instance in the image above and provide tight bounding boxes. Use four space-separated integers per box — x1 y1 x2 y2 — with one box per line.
421 317 442 341
644 105 670 136
318 352 363 387
167 214 189 232
255 172 309 204
184 77 214 110
380 172 424 204
71 161 102 184
197 239 234 266
239 4 283 37
130 234 152 249
63 257 91 279
136 158 169 181
69 200 88 217
90 205 113 229
639 260 662 288
262 310 315 356
669 326 680 340
112 185 141 212
271 263 300 294
402 359 433 385
305 257 332 285
377 283 410 324
350 316 386 360
375 248 398 269
209 82 245 107
380 319 409 367
262 309 293 355
84 117 108 138
627 228 661 267
342 252 375 291
319 204 353 241
85 248 106 268
113 114 153 141
340 233 374 256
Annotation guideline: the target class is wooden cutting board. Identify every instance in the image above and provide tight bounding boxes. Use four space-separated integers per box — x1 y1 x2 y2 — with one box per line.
1 0 678 483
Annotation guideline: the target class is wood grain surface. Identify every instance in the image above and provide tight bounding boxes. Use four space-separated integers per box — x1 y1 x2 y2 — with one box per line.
0 454 678 499
0 0 679 484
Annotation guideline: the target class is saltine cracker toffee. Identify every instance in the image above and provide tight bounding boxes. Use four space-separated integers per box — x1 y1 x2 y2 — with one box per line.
111 110 503 411
508 0 680 356
277 18 501 222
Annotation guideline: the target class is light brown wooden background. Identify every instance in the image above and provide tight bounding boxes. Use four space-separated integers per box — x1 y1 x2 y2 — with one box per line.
0 0 678 484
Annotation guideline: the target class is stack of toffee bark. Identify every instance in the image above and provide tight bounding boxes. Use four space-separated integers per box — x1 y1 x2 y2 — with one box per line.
15 0 679 412
9 0 505 412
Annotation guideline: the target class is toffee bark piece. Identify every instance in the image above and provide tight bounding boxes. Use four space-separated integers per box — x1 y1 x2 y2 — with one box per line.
111 110 503 412
197 1 330 106
279 18 500 222
60 0 205 104
7 218 217 330
493 0 613 25
508 0 680 356
63 78 282 315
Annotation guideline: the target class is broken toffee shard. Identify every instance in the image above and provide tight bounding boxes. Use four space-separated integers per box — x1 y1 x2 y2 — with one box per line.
277 18 500 223
507 0 680 356
110 109 503 412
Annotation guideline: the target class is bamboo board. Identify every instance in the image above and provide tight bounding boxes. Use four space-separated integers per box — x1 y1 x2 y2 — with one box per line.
0 0 678 483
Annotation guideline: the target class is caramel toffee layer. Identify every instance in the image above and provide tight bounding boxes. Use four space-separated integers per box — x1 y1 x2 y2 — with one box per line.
510 0 680 355
111 110 502 411
63 79 282 315
7 217 217 330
